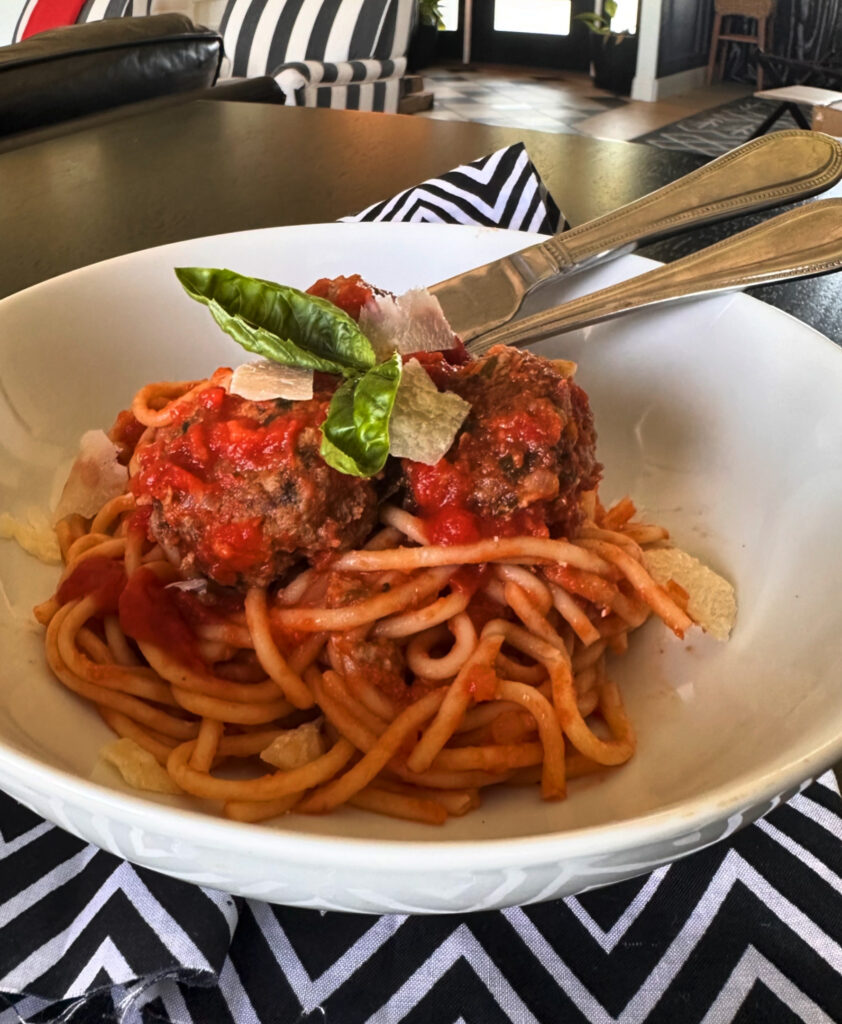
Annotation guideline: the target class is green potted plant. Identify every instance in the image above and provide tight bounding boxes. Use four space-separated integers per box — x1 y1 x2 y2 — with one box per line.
575 0 638 97
408 0 445 72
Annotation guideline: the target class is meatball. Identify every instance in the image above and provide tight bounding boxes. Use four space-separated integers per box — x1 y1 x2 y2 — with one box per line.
131 375 378 588
402 346 601 540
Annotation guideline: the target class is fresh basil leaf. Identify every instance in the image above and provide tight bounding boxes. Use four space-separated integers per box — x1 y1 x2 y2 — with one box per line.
319 353 402 477
175 267 376 375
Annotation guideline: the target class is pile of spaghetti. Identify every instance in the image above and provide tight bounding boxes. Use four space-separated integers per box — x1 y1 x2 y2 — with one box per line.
34 275 699 826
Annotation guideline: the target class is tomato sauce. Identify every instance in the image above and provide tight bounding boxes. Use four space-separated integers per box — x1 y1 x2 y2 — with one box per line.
402 346 600 546
406 341 470 389
108 408 146 459
58 556 126 614
118 568 204 671
306 274 374 320
405 458 552 546
167 584 244 630
131 386 330 586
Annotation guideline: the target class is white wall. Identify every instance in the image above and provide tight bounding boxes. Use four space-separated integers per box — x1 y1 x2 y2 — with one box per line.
631 0 710 101
631 0 662 101
151 0 226 29
0 8 22 47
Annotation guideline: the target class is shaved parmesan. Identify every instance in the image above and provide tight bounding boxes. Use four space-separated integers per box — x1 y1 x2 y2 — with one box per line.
229 359 314 402
359 289 455 360
643 547 737 642
260 719 326 771
0 508 60 563
389 358 470 464
100 738 182 794
53 430 128 523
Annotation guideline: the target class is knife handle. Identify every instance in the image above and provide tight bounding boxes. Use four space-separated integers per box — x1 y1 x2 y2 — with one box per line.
467 198 842 352
535 129 842 276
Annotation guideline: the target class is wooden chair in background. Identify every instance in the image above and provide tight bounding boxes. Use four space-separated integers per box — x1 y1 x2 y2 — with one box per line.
707 0 775 89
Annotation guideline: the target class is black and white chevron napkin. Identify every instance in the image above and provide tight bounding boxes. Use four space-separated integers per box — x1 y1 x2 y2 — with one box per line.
340 142 561 232
2 144 842 1024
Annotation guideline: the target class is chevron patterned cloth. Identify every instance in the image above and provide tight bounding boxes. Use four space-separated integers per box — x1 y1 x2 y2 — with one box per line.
2 145 842 1023
342 143 561 231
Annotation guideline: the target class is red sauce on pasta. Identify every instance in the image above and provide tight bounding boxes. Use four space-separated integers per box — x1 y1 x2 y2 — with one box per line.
118 567 204 671
58 556 126 613
307 274 374 320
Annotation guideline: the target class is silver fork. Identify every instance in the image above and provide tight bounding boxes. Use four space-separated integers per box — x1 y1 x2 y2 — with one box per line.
428 130 842 343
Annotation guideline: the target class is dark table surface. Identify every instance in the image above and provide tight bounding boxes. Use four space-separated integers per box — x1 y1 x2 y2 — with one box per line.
1 96 841 342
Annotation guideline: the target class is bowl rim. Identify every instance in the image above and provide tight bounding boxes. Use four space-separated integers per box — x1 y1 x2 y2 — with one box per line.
0 732 837 872
1 222 841 881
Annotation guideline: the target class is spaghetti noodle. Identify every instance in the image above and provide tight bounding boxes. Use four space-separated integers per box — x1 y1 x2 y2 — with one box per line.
34 282 703 826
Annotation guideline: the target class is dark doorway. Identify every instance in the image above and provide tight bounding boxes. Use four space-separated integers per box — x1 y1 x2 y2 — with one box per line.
436 0 597 72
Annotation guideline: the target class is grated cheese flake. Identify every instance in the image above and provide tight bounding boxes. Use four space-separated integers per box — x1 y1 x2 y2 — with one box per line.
229 359 314 402
359 288 455 360
53 430 128 523
260 719 326 771
0 507 60 563
643 546 737 642
100 738 182 794
388 358 470 464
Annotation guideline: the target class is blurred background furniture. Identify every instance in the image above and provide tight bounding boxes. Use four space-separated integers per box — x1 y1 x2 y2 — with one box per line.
5 0 416 114
748 41 842 136
707 0 775 89
218 0 415 112
751 84 842 135
0 14 222 136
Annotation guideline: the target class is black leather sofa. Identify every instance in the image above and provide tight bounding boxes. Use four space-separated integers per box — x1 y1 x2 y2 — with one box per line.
0 14 234 138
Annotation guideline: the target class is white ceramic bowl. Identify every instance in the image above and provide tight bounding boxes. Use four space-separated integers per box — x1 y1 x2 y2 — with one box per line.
1 223 841 914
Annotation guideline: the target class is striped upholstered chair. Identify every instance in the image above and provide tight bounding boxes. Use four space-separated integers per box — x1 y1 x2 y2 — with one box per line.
219 0 416 112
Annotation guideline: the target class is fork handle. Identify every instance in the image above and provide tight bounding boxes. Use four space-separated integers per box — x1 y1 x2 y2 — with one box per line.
468 199 842 353
530 130 842 278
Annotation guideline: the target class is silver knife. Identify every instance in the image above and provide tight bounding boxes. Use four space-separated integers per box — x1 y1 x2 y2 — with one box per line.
466 197 842 354
428 130 842 342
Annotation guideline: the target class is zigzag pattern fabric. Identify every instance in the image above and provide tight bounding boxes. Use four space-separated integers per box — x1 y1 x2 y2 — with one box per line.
1 775 841 1022
342 143 562 233
2 149 841 1023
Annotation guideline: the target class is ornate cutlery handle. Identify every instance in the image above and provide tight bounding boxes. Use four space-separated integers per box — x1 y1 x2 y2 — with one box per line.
467 199 842 353
432 131 842 342
539 129 842 273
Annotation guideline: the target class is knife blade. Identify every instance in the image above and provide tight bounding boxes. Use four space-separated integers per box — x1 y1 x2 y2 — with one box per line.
427 130 842 342
465 197 842 354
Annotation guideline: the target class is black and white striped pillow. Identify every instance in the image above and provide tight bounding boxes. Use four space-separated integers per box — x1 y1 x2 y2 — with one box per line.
11 2 35 43
12 0 149 43
220 0 414 79
77 0 150 21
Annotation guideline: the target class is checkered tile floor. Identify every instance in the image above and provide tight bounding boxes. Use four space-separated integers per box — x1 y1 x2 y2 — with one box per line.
415 66 629 134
